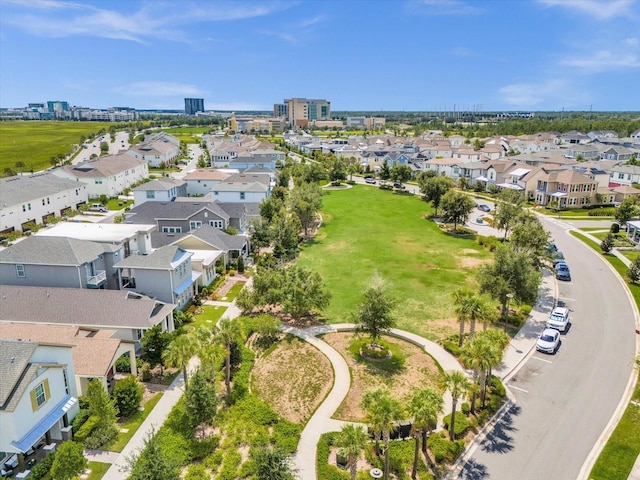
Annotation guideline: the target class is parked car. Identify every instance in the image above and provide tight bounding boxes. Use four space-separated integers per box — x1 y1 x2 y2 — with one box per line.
552 251 565 265
477 204 491 212
365 177 377 184
536 328 560 354
547 306 570 332
556 264 571 281
393 182 405 189
546 242 558 253
88 203 108 213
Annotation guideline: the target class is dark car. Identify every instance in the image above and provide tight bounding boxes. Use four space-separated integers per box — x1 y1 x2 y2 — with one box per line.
552 251 565 265
556 265 571 281
477 204 491 212
393 182 405 189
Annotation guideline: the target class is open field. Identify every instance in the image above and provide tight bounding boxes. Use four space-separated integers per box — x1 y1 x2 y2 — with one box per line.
161 127 211 134
251 336 333 424
0 121 114 175
297 185 491 341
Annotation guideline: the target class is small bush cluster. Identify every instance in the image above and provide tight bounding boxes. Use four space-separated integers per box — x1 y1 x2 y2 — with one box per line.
589 208 616 216
30 452 56 480
316 432 349 480
443 411 472 438
476 235 500 251
428 431 465 464
74 414 100 443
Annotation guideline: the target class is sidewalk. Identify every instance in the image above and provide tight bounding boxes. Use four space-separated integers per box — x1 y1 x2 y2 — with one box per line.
576 229 633 267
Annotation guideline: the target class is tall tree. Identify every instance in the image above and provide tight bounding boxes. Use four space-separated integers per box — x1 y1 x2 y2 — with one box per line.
441 371 470 441
328 157 348 183
289 182 322 237
390 164 413 184
86 378 117 425
474 330 509 405
192 326 225 381
419 175 453 215
407 387 444 478
459 338 492 414
163 334 197 390
141 324 172 369
494 189 524 239
112 375 144 417
217 319 245 398
509 212 550 267
452 290 494 346
379 160 391 181
354 272 396 347
49 441 87 480
362 388 404 480
615 197 637 226
336 423 369 480
440 190 476 230
185 369 217 436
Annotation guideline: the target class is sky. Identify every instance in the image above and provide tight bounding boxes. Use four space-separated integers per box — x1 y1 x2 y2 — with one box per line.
1 0 639 112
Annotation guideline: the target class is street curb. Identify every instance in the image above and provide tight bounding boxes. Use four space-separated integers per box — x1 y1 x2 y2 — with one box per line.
569 228 640 480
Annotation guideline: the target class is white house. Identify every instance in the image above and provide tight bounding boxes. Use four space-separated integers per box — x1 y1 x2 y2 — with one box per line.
52 154 148 198
0 173 88 234
0 339 79 474
182 169 232 196
212 181 270 203
423 157 464 180
126 132 180 167
132 178 187 206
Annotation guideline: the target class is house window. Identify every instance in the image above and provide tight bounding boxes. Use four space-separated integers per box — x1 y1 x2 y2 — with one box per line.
190 221 202 230
95 180 103 184
619 173 624 179
162 227 182 233
47 198 50 204
63 368 70 395
214 191 219 196
210 220 223 228
146 191 155 199
240 192 245 200
16 264 25 277
136 329 144 340
28 203 31 211
35 383 46 407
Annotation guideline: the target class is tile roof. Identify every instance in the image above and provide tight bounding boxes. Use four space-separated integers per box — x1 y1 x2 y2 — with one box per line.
0 236 105 266
0 339 37 409
0 174 85 209
0 286 175 330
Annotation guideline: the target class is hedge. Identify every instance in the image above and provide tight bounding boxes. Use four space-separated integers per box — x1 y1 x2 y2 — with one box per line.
442 411 472 438
74 414 100 443
316 432 349 480
427 431 465 464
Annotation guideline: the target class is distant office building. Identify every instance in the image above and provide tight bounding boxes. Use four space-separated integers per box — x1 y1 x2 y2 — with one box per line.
185 98 205 115
47 101 69 113
346 116 386 130
275 98 331 127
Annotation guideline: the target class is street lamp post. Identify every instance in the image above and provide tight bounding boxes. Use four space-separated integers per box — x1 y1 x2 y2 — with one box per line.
504 293 514 332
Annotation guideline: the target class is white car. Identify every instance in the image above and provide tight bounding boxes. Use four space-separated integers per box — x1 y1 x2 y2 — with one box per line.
547 306 570 332
536 328 560 354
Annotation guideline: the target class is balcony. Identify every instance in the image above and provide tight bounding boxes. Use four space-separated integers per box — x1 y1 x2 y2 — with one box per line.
86 270 107 289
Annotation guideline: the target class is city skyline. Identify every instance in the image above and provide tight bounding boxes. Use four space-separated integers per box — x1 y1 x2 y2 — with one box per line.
1 0 639 112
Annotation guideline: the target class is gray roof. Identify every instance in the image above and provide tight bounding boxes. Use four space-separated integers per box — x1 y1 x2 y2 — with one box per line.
0 173 84 209
214 181 268 193
125 201 230 224
132 178 186 192
229 156 272 165
243 166 276 175
224 173 271 185
0 236 104 266
60 153 146 178
0 339 37 409
150 225 247 251
0 285 175 330
114 245 191 270
215 201 260 220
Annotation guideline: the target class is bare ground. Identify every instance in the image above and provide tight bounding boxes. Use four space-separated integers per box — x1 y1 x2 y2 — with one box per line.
324 332 442 422
251 337 333 424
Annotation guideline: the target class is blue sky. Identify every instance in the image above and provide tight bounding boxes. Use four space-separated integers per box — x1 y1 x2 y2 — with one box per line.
1 0 638 111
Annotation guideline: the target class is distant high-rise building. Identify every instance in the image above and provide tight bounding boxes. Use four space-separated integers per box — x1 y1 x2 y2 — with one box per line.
274 98 330 127
47 101 69 112
184 98 205 115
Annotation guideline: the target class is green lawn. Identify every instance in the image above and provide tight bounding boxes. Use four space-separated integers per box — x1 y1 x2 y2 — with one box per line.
108 392 163 452
621 251 640 263
162 127 210 134
0 121 114 175
220 281 246 302
192 304 227 329
105 199 133 211
570 231 640 478
86 461 111 479
297 185 491 341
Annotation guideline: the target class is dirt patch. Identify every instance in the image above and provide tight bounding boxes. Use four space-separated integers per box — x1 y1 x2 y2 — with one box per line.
251 337 333 424
458 256 485 268
323 332 442 422
141 382 168 403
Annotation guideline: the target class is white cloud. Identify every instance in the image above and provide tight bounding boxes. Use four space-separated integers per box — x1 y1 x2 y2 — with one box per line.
406 0 483 15
299 14 327 28
499 79 571 107
537 0 635 20
113 82 206 97
258 30 297 43
563 50 640 71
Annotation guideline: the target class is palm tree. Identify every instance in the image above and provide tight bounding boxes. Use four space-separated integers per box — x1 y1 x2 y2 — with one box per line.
459 338 492 414
362 388 403 480
475 330 509 406
407 387 444 478
162 334 197 391
452 289 471 347
192 326 225 382
441 371 471 441
336 424 368 480
454 291 494 343
217 319 245 398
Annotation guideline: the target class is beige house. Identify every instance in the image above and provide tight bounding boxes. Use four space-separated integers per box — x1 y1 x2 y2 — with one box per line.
529 168 599 207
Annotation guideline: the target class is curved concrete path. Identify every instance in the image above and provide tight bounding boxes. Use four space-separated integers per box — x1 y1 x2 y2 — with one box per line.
282 323 465 480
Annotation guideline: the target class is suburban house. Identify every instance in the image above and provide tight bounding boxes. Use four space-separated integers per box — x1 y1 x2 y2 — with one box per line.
626 220 640 243
0 285 176 345
560 144 600 160
114 245 200 308
211 173 271 203
0 339 78 474
132 178 187 206
423 157 465 179
125 201 231 233
0 173 88 235
228 155 277 170
126 132 180 167
0 236 113 290
182 169 232 196
599 145 637 162
499 165 542 194
52 154 149 198
559 131 591 144
609 165 640 187
0 324 137 395
529 168 599 207
250 148 286 163
598 184 640 204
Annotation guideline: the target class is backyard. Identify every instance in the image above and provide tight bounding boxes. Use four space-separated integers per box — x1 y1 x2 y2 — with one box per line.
297 185 491 341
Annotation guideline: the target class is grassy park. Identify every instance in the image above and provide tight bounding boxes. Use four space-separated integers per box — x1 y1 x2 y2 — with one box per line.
0 121 114 175
297 185 491 341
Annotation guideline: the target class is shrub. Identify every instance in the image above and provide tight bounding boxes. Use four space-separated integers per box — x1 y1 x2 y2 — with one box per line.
461 402 471 415
139 362 152 382
185 464 210 480
490 376 506 397
71 408 91 432
601 234 614 253
204 450 224 471
50 441 87 480
237 255 245 274
427 431 465 464
229 346 255 404
83 423 118 449
442 338 462 356
30 452 56 480
589 208 615 216
218 450 242 480
442 411 471 437
272 420 303 453
115 354 132 373
317 433 349 480
228 269 236 276
629 257 640 283
74 414 100 443
190 436 220 460
379 184 393 190
113 375 144 417
611 223 621 233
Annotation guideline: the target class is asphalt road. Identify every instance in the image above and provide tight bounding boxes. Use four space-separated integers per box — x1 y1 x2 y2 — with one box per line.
455 217 637 480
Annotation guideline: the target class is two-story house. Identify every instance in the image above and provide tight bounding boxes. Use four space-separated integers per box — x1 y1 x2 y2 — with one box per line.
211 174 270 203
0 339 78 474
0 236 111 290
115 245 200 308
609 164 640 187
183 169 232 196
132 178 187 206
422 157 464 180
126 132 180 167
0 174 88 235
125 201 231 234
530 168 598 207
52 154 148 199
